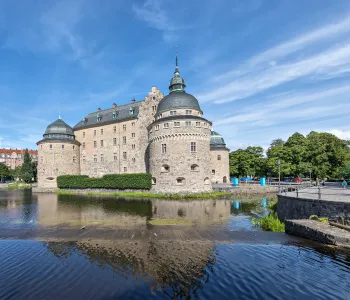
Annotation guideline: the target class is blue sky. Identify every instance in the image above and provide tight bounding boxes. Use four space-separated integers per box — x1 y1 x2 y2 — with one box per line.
1 0 350 151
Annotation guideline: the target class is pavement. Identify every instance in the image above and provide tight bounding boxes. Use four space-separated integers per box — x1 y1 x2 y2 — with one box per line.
284 185 350 202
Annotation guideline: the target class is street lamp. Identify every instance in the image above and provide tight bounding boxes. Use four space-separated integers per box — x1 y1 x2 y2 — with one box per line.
309 169 312 186
278 159 281 186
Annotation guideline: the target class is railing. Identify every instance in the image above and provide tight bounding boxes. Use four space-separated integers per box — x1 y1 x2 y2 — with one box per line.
278 185 348 200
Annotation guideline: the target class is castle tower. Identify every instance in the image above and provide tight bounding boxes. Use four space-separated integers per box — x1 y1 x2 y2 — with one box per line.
148 53 212 193
210 131 230 184
37 118 80 188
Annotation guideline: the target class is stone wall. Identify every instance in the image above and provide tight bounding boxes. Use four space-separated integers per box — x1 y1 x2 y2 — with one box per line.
277 195 350 224
210 149 230 184
37 141 80 188
148 117 212 193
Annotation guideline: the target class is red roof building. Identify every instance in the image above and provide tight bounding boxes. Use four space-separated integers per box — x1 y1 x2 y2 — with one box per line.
0 149 38 169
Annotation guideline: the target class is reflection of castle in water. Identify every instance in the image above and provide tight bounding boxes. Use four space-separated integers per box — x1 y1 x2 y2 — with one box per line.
46 239 216 298
36 193 232 227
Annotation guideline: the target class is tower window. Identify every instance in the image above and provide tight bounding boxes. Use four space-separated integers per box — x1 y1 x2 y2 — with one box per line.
132 157 136 163
113 126 116 133
62 145 64 149
100 140 104 147
170 110 176 116
217 155 221 160
113 138 117 146
186 110 192 115
73 156 76 163
132 122 135 127
161 164 170 172
101 154 104 162
94 130 96 136
123 136 126 144
176 177 185 185
132 144 136 149
190 142 196 152
155 125 159 131
212 170 215 175
94 141 97 148
112 111 117 119
164 123 169 128
196 122 201 127
114 153 117 161
152 177 156 185
191 164 199 171
94 155 97 162
83 142 85 149
124 167 127 173
185 121 191 126
83 132 85 138
123 152 127 159
132 133 135 138
101 129 103 135
174 122 180 127
161 143 167 154
123 124 126 131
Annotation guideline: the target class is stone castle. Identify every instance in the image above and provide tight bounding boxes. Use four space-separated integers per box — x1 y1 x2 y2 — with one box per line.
37 56 230 193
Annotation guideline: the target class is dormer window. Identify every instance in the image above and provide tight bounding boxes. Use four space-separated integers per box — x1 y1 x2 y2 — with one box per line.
97 113 101 122
170 111 176 116
129 107 135 115
83 117 87 124
112 110 117 119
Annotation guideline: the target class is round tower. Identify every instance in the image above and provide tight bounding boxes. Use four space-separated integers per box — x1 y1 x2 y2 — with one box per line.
148 54 212 193
210 131 230 184
37 118 80 188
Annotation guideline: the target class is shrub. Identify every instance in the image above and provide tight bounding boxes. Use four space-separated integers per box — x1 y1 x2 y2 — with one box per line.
57 173 152 190
252 213 285 232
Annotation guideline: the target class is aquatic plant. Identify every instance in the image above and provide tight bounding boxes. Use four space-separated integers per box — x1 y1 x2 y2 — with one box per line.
309 215 328 223
252 213 285 232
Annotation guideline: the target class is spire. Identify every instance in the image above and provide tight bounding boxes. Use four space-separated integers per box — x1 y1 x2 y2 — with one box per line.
58 105 61 120
169 48 186 92
175 47 179 73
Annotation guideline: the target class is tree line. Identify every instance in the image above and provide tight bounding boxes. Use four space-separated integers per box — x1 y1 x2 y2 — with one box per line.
229 131 350 179
0 150 37 183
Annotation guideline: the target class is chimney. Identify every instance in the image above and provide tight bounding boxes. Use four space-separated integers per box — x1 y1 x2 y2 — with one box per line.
97 107 101 112
112 103 117 108
131 98 135 103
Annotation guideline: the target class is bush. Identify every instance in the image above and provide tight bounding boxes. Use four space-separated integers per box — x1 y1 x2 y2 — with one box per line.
57 173 152 190
252 213 285 232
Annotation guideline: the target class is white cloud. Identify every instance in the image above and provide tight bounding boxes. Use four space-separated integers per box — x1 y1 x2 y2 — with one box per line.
327 129 350 140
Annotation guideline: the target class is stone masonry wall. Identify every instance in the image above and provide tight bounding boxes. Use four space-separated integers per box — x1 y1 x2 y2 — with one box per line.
210 149 230 184
37 141 80 188
149 117 212 193
277 195 350 224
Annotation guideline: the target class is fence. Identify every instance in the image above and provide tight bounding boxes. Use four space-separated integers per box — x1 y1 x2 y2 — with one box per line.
278 184 348 200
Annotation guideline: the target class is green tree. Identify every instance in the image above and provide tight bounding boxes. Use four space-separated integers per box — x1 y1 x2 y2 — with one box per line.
32 161 38 182
266 140 293 177
10 166 22 181
339 165 350 179
21 150 33 183
0 163 10 181
284 132 308 176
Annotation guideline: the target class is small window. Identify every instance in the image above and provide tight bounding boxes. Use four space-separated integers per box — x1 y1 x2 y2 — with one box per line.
132 122 135 127
176 177 185 185
217 155 221 160
124 167 127 172
83 156 86 163
100 140 104 147
113 126 116 133
83 132 85 138
83 142 86 149
152 177 156 185
123 152 127 159
114 154 117 161
204 177 210 185
170 110 176 116
41 145 42 149
123 136 126 144
164 123 169 129
94 141 97 148
132 144 135 149
97 116 101 122
196 122 201 127
174 122 180 127
73 156 76 163
73 146 75 150
62 145 64 149
155 125 159 131
132 157 136 163
161 143 167 154
212 170 215 175
101 129 103 135
113 138 117 145
112 111 116 119
191 164 199 171
161 164 170 172
123 124 126 131
94 130 97 136
185 121 191 126
129 107 134 115
190 142 196 152
94 155 97 162
132 133 135 138
186 110 192 115
101 154 104 162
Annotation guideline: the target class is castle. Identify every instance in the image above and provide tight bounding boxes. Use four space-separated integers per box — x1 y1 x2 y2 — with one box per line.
37 56 230 193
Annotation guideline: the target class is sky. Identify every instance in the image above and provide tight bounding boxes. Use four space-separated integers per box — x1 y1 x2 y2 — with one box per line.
1 0 350 151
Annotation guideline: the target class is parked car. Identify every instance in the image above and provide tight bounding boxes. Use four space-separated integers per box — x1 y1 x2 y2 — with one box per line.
283 178 293 182
294 178 303 183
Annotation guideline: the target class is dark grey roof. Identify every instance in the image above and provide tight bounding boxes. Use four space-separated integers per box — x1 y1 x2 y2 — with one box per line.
43 119 75 141
157 91 202 114
210 131 228 150
73 101 143 130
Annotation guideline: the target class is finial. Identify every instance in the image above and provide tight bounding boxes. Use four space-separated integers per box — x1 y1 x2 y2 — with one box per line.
175 47 179 73
58 105 61 119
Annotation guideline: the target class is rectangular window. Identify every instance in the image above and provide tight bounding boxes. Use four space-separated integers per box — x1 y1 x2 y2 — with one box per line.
132 158 135 163
83 157 86 163
186 110 192 115
123 136 126 144
113 138 117 146
123 152 127 159
124 167 127 173
62 145 64 149
94 155 97 162
170 110 176 116
100 140 104 147
174 122 180 127
162 143 167 154
164 123 169 128
217 155 221 160
83 132 85 138
212 169 215 175
132 122 135 127
155 125 159 131
83 142 86 149
196 122 201 127
73 156 76 163
94 141 97 148
113 126 116 133
185 121 191 126
114 155 117 161
94 130 96 136
101 154 104 162
132 144 135 149
123 124 126 131
191 142 196 152
101 129 103 135
132 133 135 138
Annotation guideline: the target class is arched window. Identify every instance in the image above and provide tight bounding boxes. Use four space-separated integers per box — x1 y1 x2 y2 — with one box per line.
223 176 228 183
176 177 185 185
152 177 156 185
161 164 170 172
204 177 210 185
190 164 199 171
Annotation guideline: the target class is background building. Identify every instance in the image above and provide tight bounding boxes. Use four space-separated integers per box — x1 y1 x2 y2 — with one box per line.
0 149 37 169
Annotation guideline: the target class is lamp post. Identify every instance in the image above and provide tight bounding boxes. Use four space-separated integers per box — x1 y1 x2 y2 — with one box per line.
278 159 281 187
309 170 312 186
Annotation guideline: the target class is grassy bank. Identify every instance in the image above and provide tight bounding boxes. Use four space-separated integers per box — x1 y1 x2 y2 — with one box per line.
252 213 285 232
8 184 31 190
56 189 232 200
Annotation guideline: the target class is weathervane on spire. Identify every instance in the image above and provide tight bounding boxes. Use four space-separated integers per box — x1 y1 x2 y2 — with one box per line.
175 46 179 73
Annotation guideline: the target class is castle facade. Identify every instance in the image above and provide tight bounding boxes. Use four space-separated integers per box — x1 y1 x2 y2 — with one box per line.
37 57 230 193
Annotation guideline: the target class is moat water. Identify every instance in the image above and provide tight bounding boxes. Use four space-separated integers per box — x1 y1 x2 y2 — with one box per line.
0 190 349 299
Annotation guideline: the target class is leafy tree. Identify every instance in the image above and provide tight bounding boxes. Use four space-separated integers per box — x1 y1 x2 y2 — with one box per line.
230 146 266 177
10 166 22 181
270 138 285 147
21 150 33 183
339 165 350 179
0 163 10 181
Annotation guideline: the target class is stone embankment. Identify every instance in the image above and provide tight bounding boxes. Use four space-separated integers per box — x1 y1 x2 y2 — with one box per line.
213 183 278 195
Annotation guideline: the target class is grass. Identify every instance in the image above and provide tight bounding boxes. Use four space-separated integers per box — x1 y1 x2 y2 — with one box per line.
56 189 232 200
147 218 193 225
309 215 329 223
252 213 285 232
8 184 31 190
